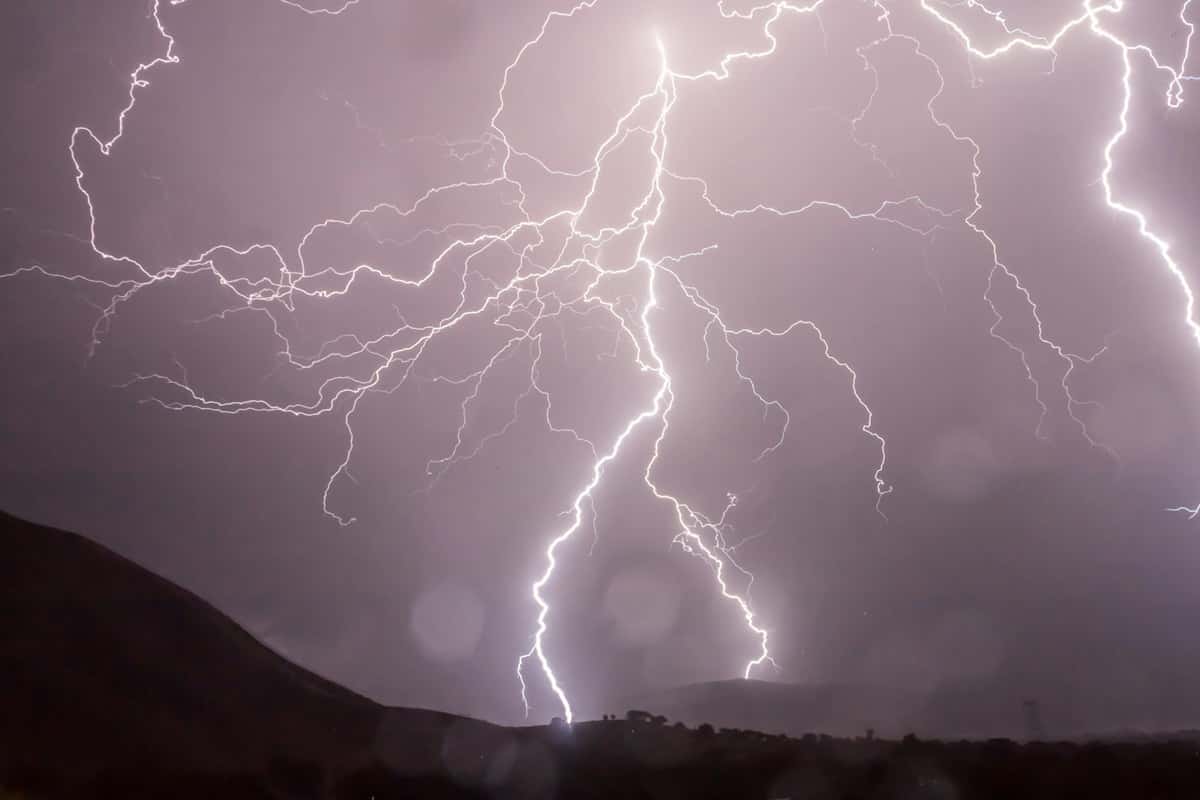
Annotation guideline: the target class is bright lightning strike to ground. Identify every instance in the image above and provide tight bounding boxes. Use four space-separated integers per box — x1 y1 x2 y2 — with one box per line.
5 0 1199 725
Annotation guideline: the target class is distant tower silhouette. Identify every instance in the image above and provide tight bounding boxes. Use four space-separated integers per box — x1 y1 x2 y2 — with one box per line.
1023 699 1045 741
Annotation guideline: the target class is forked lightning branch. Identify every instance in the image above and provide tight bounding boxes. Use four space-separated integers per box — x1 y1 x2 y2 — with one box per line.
5 0 1197 724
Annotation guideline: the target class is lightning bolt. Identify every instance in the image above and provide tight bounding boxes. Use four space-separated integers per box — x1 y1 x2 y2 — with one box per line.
5 0 1199 725
910 0 1197 503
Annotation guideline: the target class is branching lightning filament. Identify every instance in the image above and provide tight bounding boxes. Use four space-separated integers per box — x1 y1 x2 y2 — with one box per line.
6 0 1199 724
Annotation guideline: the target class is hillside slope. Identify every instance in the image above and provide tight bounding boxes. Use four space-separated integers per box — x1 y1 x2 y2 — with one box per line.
7 511 1200 799
0 509 389 776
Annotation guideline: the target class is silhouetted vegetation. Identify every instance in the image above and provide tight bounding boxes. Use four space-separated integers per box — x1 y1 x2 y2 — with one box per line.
10 723 1200 798
8 510 1200 798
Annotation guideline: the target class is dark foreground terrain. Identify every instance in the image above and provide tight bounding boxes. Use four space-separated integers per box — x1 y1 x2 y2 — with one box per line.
4 509 1200 799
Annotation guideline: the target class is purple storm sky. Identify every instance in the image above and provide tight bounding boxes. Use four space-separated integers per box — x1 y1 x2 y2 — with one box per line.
3 0 1200 733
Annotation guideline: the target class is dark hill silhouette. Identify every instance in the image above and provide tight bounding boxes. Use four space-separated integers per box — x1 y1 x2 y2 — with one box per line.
0 509 381 770
621 675 1200 742
8 508 1200 799
619 678 1032 740
0 509 497 791
618 679 925 739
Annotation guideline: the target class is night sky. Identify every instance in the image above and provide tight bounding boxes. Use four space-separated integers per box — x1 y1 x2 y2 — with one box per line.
4 0 1200 733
